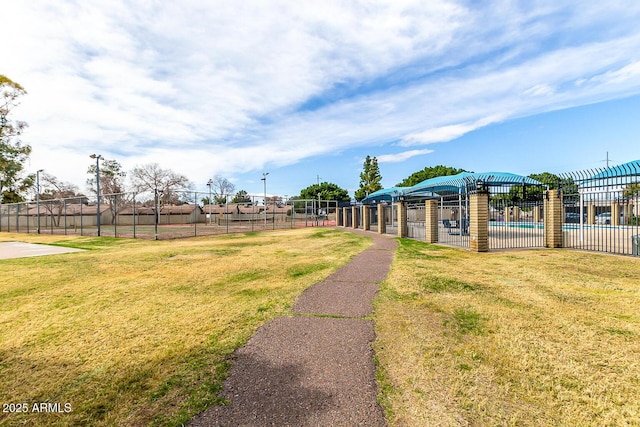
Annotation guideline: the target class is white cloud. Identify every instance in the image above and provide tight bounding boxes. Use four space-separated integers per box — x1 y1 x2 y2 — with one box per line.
3 1 640 191
400 116 505 146
377 149 434 163
523 84 555 97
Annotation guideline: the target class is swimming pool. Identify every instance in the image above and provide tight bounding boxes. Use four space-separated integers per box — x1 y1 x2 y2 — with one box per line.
488 221 636 231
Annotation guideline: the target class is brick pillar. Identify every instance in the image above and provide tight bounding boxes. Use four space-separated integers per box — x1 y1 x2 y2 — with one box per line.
351 206 358 229
377 203 386 234
533 206 541 223
362 205 370 231
505 206 511 222
587 204 595 225
470 191 489 252
611 203 620 226
513 206 521 222
425 199 438 243
624 203 632 225
544 190 563 248
396 201 407 237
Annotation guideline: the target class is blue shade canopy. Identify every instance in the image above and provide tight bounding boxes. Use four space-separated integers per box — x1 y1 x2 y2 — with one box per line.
588 160 640 179
362 172 544 203
400 172 544 199
361 187 407 203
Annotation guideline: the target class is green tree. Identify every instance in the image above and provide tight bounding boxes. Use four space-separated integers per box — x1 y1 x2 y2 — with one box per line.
503 172 575 204
87 157 127 224
396 165 467 187
299 182 350 201
623 183 640 198
1 74 33 203
354 155 382 201
231 190 251 204
87 158 127 195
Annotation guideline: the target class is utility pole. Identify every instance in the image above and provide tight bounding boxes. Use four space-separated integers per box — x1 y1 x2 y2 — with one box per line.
602 152 617 168
207 179 213 225
261 172 269 226
89 154 102 236
36 169 43 234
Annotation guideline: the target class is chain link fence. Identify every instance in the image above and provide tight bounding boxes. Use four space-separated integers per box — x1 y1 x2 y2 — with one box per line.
0 191 339 240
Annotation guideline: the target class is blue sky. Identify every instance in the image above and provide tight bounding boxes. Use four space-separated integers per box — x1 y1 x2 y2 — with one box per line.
3 1 640 199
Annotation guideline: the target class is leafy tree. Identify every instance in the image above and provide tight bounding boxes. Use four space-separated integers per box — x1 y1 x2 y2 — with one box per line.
231 190 252 204
528 172 567 190
623 183 640 198
1 74 33 203
354 155 382 201
299 182 350 201
130 163 192 204
396 165 467 187
87 157 127 224
87 158 127 195
502 172 575 204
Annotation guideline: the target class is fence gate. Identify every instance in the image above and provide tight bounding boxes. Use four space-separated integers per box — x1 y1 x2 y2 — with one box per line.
384 204 398 236
438 193 470 249
488 183 545 250
407 203 425 241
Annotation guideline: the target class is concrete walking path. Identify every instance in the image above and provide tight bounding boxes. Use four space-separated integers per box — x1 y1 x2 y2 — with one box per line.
189 229 397 426
0 241 84 260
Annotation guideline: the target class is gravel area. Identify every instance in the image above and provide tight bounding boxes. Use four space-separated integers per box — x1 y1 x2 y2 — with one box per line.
189 229 397 426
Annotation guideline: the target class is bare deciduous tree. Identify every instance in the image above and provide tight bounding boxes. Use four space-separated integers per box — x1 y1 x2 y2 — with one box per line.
209 175 235 204
39 173 83 226
130 163 192 204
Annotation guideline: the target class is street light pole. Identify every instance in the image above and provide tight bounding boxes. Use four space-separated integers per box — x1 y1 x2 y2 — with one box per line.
89 154 102 236
261 172 269 226
36 169 43 234
207 179 213 225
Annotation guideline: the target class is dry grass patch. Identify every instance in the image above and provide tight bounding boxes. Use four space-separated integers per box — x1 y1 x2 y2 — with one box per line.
374 239 640 426
0 228 369 426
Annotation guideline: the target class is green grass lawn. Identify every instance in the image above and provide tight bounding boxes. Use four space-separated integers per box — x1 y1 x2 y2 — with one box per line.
374 239 640 426
4 229 640 426
0 228 369 426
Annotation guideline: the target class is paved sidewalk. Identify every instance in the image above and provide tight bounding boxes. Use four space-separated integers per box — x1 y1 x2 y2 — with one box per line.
0 241 84 260
189 229 397 426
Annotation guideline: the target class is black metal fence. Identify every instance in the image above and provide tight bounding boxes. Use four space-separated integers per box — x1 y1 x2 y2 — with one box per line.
488 183 545 250
558 164 640 256
367 162 639 257
438 193 471 249
407 203 426 241
0 191 339 240
383 204 398 236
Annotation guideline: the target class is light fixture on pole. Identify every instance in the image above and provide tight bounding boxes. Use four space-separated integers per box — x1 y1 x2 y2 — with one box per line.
89 154 102 236
261 172 269 226
206 179 213 225
36 169 43 234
